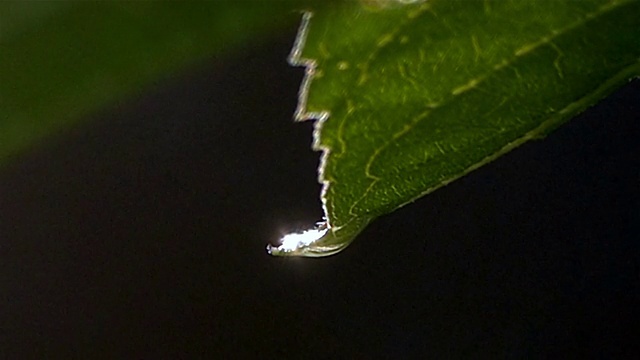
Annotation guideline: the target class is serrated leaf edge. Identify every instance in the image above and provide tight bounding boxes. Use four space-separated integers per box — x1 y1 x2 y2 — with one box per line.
287 11 334 229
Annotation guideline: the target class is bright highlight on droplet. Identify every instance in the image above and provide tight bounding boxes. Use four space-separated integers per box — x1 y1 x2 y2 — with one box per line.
281 228 328 250
267 224 328 256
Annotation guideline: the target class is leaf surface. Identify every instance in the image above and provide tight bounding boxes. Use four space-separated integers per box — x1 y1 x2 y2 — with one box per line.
268 0 640 257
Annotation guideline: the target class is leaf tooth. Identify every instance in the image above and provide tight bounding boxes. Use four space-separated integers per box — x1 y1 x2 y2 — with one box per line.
288 11 329 123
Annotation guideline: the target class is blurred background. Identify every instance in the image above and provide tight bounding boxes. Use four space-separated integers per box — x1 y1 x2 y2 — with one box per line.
1 2 638 357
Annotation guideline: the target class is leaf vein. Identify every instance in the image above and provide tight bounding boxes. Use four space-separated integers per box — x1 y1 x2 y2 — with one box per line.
347 0 631 217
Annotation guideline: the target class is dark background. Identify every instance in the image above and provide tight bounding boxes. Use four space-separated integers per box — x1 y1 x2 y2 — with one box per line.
0 28 638 358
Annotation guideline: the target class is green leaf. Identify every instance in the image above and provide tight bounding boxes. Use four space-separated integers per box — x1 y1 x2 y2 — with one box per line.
0 1 315 165
267 0 640 257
